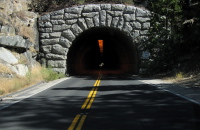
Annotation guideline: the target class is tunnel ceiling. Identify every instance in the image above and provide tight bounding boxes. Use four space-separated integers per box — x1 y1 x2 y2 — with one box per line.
67 27 138 75
38 4 151 75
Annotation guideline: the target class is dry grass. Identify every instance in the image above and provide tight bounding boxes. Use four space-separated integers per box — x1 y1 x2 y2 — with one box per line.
29 46 37 53
0 63 13 74
0 65 43 96
18 26 37 45
0 65 66 96
11 51 28 65
0 77 29 95
160 71 200 88
174 73 200 87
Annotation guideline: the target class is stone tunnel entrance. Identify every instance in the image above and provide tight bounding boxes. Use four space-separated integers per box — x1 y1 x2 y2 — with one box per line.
67 27 139 76
38 4 151 75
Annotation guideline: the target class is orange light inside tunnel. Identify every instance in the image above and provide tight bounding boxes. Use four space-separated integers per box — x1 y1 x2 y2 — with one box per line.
98 40 103 56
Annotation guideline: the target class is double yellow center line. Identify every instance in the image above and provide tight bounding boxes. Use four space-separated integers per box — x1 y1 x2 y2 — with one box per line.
68 76 101 130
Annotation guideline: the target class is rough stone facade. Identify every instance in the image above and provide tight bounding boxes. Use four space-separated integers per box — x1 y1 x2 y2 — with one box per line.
38 4 151 74
0 0 38 48
0 0 39 78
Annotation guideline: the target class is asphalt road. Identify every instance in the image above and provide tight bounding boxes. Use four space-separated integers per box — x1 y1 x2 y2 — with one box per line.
0 76 200 130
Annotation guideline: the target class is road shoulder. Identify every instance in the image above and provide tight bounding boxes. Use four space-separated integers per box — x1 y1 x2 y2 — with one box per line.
141 79 200 105
0 77 70 110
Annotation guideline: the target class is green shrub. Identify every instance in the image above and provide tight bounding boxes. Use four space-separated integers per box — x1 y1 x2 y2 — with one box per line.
41 67 66 81
175 72 184 80
0 90 4 95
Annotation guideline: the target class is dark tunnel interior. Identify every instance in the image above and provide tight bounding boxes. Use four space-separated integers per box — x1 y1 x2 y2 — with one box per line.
67 27 139 76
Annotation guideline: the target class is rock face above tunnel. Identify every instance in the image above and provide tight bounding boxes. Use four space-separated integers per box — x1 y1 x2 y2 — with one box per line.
38 4 151 74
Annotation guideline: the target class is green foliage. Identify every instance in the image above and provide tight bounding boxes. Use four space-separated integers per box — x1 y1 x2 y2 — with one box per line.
175 72 184 80
144 0 200 75
41 67 66 81
181 1 200 53
0 90 4 95
143 0 183 74
26 71 32 83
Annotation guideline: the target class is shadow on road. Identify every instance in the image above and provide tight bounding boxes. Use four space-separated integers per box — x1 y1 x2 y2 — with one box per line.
0 76 199 130
83 83 200 130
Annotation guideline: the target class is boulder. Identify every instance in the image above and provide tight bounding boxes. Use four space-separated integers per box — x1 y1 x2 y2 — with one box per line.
10 64 28 77
0 63 14 78
0 47 18 64
23 51 36 67
0 35 32 49
0 25 15 35
0 73 13 78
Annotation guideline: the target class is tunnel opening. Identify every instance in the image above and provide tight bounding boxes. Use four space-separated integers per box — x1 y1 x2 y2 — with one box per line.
67 27 139 76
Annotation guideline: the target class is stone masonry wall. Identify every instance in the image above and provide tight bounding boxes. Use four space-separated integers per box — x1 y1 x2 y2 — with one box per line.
38 4 151 74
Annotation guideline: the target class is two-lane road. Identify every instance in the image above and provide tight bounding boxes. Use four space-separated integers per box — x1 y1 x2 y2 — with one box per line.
0 76 200 130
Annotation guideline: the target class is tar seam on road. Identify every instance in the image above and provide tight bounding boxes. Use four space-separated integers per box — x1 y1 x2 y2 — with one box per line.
68 76 101 130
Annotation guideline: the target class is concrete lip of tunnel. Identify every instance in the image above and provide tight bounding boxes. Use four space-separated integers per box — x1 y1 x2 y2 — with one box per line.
67 27 139 76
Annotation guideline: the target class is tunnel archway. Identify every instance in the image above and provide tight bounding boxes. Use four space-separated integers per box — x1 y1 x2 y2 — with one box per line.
38 4 151 74
67 27 139 76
